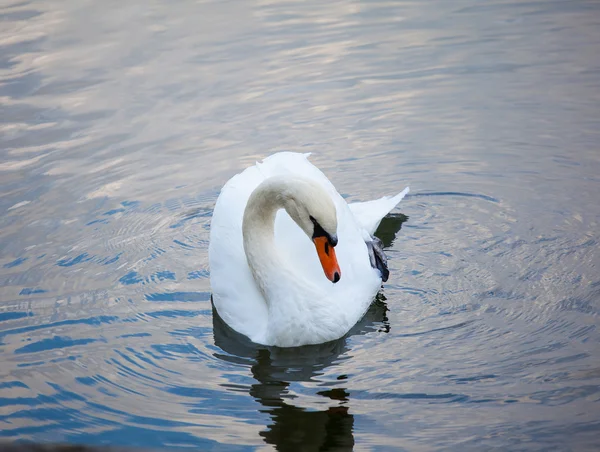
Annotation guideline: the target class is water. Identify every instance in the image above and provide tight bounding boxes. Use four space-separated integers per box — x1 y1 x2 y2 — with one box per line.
1 0 599 450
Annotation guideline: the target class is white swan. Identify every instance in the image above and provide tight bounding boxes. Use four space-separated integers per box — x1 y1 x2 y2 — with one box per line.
209 152 409 347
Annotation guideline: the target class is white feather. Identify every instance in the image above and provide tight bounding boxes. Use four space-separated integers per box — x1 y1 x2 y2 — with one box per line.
349 187 410 236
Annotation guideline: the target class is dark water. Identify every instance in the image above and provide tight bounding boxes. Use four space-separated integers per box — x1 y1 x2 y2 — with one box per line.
1 0 600 450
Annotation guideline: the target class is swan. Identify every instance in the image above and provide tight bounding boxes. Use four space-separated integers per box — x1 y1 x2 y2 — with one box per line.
209 152 409 347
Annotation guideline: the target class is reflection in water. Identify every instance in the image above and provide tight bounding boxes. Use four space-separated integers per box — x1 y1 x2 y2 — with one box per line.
374 213 409 250
256 362 353 451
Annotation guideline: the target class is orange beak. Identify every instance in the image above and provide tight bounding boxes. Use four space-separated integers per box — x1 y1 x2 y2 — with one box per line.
313 236 341 283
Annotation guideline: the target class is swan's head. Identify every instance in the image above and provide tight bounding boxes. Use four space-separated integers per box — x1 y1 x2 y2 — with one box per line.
279 178 341 283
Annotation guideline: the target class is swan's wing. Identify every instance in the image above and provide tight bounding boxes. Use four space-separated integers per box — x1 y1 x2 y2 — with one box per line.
348 187 409 236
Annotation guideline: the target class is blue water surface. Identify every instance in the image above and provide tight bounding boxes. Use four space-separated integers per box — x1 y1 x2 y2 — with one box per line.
1 0 599 450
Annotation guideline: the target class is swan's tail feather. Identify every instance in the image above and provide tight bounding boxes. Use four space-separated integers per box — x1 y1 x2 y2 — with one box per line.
349 187 409 235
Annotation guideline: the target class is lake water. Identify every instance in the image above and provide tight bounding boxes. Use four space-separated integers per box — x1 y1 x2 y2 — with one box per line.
1 0 599 450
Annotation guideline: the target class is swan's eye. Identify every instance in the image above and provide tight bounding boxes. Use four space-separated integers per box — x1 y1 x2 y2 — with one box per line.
310 215 337 247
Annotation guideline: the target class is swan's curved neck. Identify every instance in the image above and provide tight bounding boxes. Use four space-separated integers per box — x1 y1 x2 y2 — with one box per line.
242 179 306 306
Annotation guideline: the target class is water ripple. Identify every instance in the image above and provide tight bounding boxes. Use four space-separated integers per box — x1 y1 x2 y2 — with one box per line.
1 0 599 449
